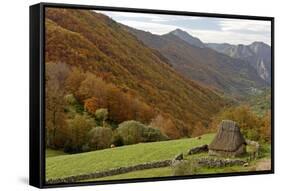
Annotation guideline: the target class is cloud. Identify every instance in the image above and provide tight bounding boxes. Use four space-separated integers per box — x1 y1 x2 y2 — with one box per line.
118 20 179 34
96 11 161 19
219 19 271 33
188 29 271 45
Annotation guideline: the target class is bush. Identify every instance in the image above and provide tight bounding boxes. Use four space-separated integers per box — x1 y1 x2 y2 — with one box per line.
112 133 124 146
117 120 168 145
64 94 84 115
64 115 92 153
64 94 77 105
88 127 113 150
95 108 108 127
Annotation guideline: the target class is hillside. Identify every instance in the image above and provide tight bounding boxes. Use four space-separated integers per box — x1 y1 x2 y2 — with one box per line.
206 42 271 83
125 27 266 98
246 88 271 116
45 8 227 137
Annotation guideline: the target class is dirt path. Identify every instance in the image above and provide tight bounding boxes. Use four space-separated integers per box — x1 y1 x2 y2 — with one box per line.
255 159 271 171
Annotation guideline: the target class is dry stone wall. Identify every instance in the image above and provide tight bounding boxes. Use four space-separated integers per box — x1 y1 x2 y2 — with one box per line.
46 160 171 184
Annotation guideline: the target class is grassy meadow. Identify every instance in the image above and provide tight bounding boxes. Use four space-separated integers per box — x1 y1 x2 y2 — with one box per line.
46 134 214 180
46 134 271 182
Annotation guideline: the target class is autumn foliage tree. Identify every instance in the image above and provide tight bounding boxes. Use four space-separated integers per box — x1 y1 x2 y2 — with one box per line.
65 67 85 96
76 72 155 124
210 105 262 141
64 115 92 153
191 121 206 137
84 97 99 115
149 114 180 139
260 111 271 142
46 62 69 148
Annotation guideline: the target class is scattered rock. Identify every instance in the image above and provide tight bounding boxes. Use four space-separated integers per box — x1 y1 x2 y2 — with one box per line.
174 153 184 160
187 144 208 155
246 139 260 160
198 158 247 168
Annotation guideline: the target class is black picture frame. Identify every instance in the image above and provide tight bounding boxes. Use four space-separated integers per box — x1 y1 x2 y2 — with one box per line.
30 2 275 188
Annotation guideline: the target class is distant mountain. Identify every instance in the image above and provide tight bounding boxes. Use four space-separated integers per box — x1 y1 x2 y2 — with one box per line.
206 42 271 83
125 26 266 98
45 8 227 138
170 28 205 48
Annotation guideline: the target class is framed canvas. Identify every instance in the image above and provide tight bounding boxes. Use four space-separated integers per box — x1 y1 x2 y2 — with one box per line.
29 2 274 188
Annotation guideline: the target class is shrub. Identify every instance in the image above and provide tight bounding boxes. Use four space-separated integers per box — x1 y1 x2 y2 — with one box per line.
117 120 168 145
112 133 124 146
64 94 77 105
88 127 113 150
64 94 84 115
95 108 108 127
64 114 92 153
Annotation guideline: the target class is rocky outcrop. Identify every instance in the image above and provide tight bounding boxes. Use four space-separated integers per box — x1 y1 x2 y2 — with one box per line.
187 144 208 155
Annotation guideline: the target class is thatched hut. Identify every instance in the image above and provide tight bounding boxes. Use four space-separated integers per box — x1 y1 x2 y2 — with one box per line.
209 120 246 157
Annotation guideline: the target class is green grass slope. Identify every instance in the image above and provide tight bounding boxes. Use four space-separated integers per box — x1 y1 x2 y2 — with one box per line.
46 149 68 158
46 134 214 180
82 143 271 182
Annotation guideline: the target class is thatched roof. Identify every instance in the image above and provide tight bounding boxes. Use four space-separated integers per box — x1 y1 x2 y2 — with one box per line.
209 120 246 152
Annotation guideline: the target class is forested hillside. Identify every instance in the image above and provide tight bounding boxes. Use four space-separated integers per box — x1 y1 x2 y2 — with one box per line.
45 8 227 140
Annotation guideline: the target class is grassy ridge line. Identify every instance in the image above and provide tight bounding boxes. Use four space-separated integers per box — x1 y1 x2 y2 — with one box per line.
46 134 214 180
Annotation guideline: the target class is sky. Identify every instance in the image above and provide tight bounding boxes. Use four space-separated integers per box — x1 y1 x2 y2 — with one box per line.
96 10 271 45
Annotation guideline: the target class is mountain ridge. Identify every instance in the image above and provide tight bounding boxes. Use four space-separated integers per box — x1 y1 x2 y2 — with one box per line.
206 41 271 83
125 26 266 98
169 28 205 48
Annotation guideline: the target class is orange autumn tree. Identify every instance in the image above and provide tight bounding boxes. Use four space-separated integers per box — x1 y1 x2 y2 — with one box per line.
260 111 271 142
45 62 69 148
76 72 155 124
84 97 99 115
150 114 180 139
191 121 207 137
